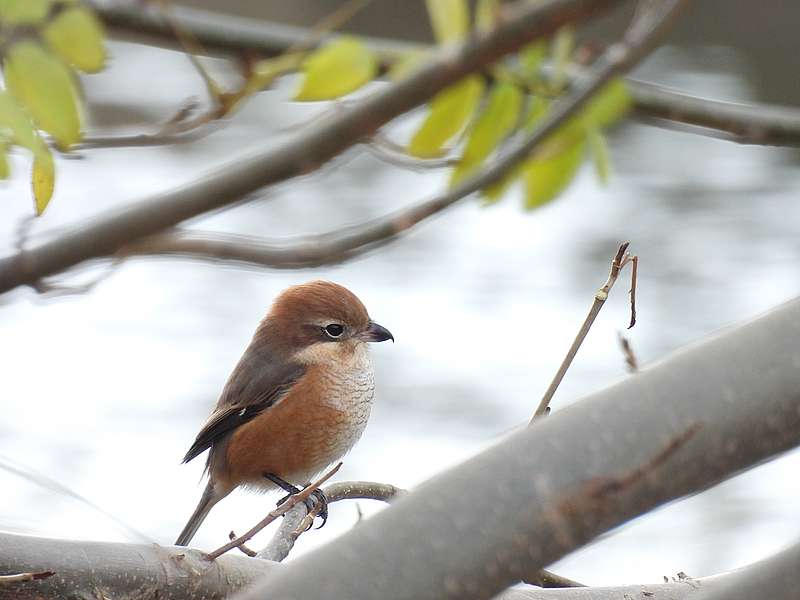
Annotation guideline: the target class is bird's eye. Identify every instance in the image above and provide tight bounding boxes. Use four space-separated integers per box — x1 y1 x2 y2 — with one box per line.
324 323 344 339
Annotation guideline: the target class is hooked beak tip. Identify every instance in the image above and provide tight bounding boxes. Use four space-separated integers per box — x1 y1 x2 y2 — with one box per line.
362 321 394 343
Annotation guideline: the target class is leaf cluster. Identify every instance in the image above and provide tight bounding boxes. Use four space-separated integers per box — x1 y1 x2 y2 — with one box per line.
0 0 106 214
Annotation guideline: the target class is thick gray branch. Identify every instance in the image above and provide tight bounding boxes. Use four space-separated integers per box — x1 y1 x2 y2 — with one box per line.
0 0 625 295
0 532 279 600
691 538 800 600
229 292 800 600
0 531 788 600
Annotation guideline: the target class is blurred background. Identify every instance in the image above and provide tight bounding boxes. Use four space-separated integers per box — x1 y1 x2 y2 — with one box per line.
2 0 800 586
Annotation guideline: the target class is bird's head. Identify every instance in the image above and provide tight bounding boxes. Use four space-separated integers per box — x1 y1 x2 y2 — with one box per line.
259 280 393 366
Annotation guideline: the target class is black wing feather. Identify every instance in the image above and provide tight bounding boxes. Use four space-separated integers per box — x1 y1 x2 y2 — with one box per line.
182 350 305 464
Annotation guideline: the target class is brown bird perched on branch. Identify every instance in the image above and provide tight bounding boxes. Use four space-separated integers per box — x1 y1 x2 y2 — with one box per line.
175 281 393 546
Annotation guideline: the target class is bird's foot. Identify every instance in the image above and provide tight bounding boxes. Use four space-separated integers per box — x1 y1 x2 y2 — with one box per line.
307 488 328 529
264 472 328 529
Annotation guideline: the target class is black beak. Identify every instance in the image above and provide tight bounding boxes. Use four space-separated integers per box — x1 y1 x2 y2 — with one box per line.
359 321 394 343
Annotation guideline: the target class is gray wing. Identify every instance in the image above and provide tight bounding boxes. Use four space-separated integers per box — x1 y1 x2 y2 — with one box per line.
182 345 305 464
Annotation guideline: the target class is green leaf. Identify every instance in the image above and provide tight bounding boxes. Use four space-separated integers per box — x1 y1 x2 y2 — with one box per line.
0 90 43 152
294 37 377 101
579 78 632 129
587 127 611 184
0 143 9 180
550 26 574 92
42 6 106 73
32 150 54 215
408 75 484 158
425 0 468 44
523 136 585 209
0 0 50 24
481 168 520 203
451 81 522 185
4 41 82 149
0 91 57 213
475 0 499 31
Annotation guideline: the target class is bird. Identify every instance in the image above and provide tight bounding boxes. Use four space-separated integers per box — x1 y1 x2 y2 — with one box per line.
174 280 393 547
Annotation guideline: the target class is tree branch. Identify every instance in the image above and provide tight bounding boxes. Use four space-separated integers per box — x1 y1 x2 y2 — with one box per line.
5 290 800 598
93 1 800 148
28 0 675 286
690 538 800 600
628 79 800 146
228 295 800 598
0 530 777 600
205 462 341 560
530 242 637 423
258 480 404 562
0 0 627 296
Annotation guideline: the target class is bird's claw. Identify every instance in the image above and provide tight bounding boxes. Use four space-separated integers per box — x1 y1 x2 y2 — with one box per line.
306 488 328 529
267 472 328 529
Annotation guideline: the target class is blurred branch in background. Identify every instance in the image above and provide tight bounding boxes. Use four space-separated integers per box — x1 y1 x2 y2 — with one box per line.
91 0 800 147
1 0 680 294
0 0 626 296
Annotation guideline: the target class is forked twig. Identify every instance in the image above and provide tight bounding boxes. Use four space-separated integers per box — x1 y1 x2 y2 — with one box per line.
530 242 638 423
228 531 257 557
205 462 341 560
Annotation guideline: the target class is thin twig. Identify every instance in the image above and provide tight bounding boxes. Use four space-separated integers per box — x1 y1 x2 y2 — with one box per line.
530 242 637 423
0 571 55 584
205 462 341 561
366 136 459 170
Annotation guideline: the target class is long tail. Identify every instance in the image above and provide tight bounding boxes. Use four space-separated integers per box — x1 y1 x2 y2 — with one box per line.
175 482 224 546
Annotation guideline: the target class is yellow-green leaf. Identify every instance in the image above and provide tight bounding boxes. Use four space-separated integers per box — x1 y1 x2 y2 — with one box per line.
408 75 484 158
523 136 585 209
0 143 9 179
481 167 520 203
0 91 57 213
587 127 611 184
579 78 632 129
4 41 82 149
32 150 55 215
451 81 522 185
550 26 574 93
294 37 377 101
475 0 499 31
0 0 50 24
42 6 106 73
425 0 468 44
0 90 43 152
